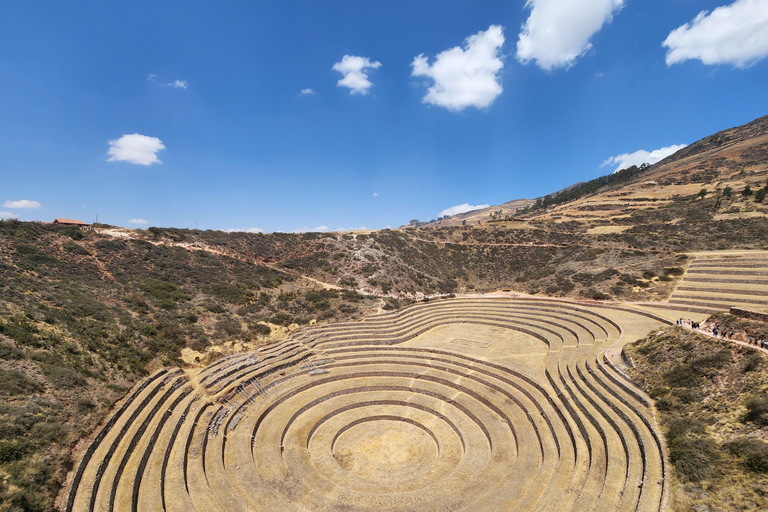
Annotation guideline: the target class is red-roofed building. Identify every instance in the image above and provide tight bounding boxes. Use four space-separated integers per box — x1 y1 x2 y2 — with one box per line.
53 218 92 230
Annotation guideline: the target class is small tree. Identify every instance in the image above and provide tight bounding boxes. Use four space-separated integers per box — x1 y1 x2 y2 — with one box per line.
698 188 708 199
756 187 767 204
723 185 732 198
742 185 753 197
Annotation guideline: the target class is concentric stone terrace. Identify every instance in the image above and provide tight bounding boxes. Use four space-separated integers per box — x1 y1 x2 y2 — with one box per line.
65 298 672 512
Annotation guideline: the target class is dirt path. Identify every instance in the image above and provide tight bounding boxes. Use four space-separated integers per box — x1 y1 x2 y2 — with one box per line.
99 229 341 290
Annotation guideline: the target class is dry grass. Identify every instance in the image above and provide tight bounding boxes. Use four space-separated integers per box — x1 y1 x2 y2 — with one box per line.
625 328 768 511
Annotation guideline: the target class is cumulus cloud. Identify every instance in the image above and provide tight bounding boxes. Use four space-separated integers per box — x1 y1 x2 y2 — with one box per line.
171 80 187 89
333 55 382 95
602 144 687 172
300 88 317 95
517 0 625 70
226 227 263 233
439 203 490 217
3 199 41 209
336 226 367 232
411 25 505 111
663 0 768 68
107 134 165 165
128 218 149 225
0 212 18 219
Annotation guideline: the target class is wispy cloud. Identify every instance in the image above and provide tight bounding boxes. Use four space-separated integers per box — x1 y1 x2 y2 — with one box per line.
3 199 41 209
602 144 687 172
0 212 18 219
336 226 367 232
291 226 329 233
412 25 505 111
517 0 625 70
107 134 165 165
372 192 378 197
663 0 768 68
148 73 188 89
439 203 490 217
300 88 318 95
333 55 382 95
128 218 149 225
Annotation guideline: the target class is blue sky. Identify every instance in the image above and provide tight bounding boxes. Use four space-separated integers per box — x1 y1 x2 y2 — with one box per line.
1 0 767 232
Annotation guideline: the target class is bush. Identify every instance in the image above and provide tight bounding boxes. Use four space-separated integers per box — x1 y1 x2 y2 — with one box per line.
250 323 271 336
0 370 43 396
209 283 254 305
725 437 768 473
0 341 25 360
140 279 190 310
39 363 86 389
63 241 90 255
341 290 366 303
0 438 30 463
744 396 768 426
665 417 721 482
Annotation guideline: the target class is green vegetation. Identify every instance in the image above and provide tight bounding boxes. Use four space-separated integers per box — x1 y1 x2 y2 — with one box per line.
626 328 768 510
518 163 651 214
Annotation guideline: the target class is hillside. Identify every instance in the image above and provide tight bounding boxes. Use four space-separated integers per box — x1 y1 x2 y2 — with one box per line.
1 114 767 511
418 115 768 229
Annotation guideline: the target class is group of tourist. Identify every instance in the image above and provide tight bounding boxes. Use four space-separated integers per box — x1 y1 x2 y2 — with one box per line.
677 317 767 350
676 318 702 330
711 325 734 339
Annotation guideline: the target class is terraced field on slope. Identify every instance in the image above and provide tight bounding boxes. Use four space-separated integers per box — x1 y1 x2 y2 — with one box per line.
669 251 768 313
64 298 674 512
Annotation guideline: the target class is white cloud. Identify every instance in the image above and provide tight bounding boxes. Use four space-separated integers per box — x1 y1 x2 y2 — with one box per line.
336 226 367 232
0 212 18 219
439 203 491 217
516 0 625 70
107 134 165 165
148 73 188 89
663 0 768 68
3 199 41 209
300 88 317 95
333 55 382 95
372 192 378 197
292 226 329 233
128 218 149 225
411 25 505 111
602 144 688 172
226 227 263 233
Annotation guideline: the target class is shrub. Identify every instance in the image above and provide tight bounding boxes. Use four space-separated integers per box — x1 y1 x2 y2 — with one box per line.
250 323 271 336
270 312 294 327
725 437 768 473
341 290 365 303
744 396 768 426
140 279 190 310
0 341 24 360
39 363 86 388
215 318 242 337
0 319 41 347
0 370 43 396
63 241 91 255
209 283 254 305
